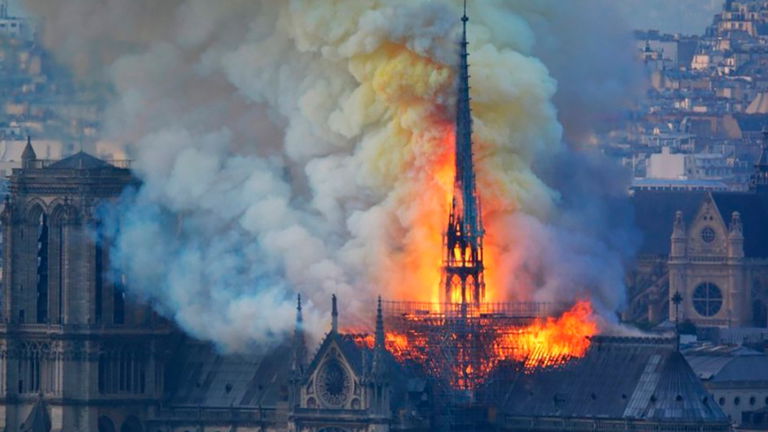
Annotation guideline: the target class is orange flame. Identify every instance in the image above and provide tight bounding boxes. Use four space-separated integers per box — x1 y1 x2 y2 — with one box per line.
351 301 598 388
501 300 598 369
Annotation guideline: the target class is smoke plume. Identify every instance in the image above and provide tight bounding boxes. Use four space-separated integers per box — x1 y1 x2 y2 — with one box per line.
21 0 639 351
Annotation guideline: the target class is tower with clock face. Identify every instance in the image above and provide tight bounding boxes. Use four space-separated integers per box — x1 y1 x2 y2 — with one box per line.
290 296 392 432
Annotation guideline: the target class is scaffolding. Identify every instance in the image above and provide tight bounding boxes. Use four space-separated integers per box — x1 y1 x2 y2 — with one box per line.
382 300 567 390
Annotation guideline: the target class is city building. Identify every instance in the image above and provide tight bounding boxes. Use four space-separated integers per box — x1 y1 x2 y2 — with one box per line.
685 344 768 428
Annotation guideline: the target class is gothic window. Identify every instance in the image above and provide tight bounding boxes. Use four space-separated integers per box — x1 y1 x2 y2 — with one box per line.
18 343 41 394
316 358 351 407
466 275 475 304
449 275 462 303
701 226 716 243
36 212 48 323
692 282 723 317
98 348 146 395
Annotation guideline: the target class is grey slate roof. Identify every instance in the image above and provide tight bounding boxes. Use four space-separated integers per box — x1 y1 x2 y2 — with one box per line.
632 190 768 257
305 332 367 378
684 344 768 382
712 356 768 382
46 151 114 170
165 340 291 408
632 190 705 256
490 337 728 423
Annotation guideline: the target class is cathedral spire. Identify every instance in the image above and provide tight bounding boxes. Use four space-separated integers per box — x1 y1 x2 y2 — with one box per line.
291 294 306 375
442 0 486 307
331 294 338 334
371 296 388 380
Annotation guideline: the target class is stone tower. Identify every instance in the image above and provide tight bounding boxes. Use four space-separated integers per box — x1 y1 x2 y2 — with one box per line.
0 142 171 432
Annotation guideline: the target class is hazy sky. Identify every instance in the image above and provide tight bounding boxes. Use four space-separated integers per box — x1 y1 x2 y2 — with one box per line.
617 0 725 35
9 0 725 36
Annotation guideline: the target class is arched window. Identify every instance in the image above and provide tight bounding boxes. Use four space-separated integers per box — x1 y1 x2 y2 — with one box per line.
18 342 41 394
50 204 75 324
692 282 723 317
35 211 48 323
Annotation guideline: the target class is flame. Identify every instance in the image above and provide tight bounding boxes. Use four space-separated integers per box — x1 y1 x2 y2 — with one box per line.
351 301 598 389
501 300 598 369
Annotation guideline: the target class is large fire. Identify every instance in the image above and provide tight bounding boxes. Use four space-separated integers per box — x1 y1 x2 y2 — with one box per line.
349 9 601 391
352 300 598 389
499 300 598 369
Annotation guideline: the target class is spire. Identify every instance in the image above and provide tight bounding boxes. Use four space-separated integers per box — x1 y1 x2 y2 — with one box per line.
375 296 385 350
331 294 338 334
443 0 486 307
21 135 37 167
371 296 388 380
291 294 306 375
456 0 476 223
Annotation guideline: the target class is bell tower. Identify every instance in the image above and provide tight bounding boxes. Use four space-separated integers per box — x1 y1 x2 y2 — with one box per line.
0 144 172 432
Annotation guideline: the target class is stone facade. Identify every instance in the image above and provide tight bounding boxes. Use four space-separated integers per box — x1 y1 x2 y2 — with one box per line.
0 142 173 432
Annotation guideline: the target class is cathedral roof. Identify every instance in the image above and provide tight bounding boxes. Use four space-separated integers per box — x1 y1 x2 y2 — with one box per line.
305 331 368 378
164 340 292 408
632 190 768 257
46 151 115 170
487 337 728 424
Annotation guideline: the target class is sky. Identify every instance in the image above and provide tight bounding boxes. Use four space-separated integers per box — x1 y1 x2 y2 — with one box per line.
10 0 725 36
617 0 725 35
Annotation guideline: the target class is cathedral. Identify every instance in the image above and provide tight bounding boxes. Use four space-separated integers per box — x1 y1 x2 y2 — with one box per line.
0 7 735 432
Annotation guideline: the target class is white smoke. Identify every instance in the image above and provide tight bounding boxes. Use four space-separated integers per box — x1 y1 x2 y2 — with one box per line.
22 0 640 351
